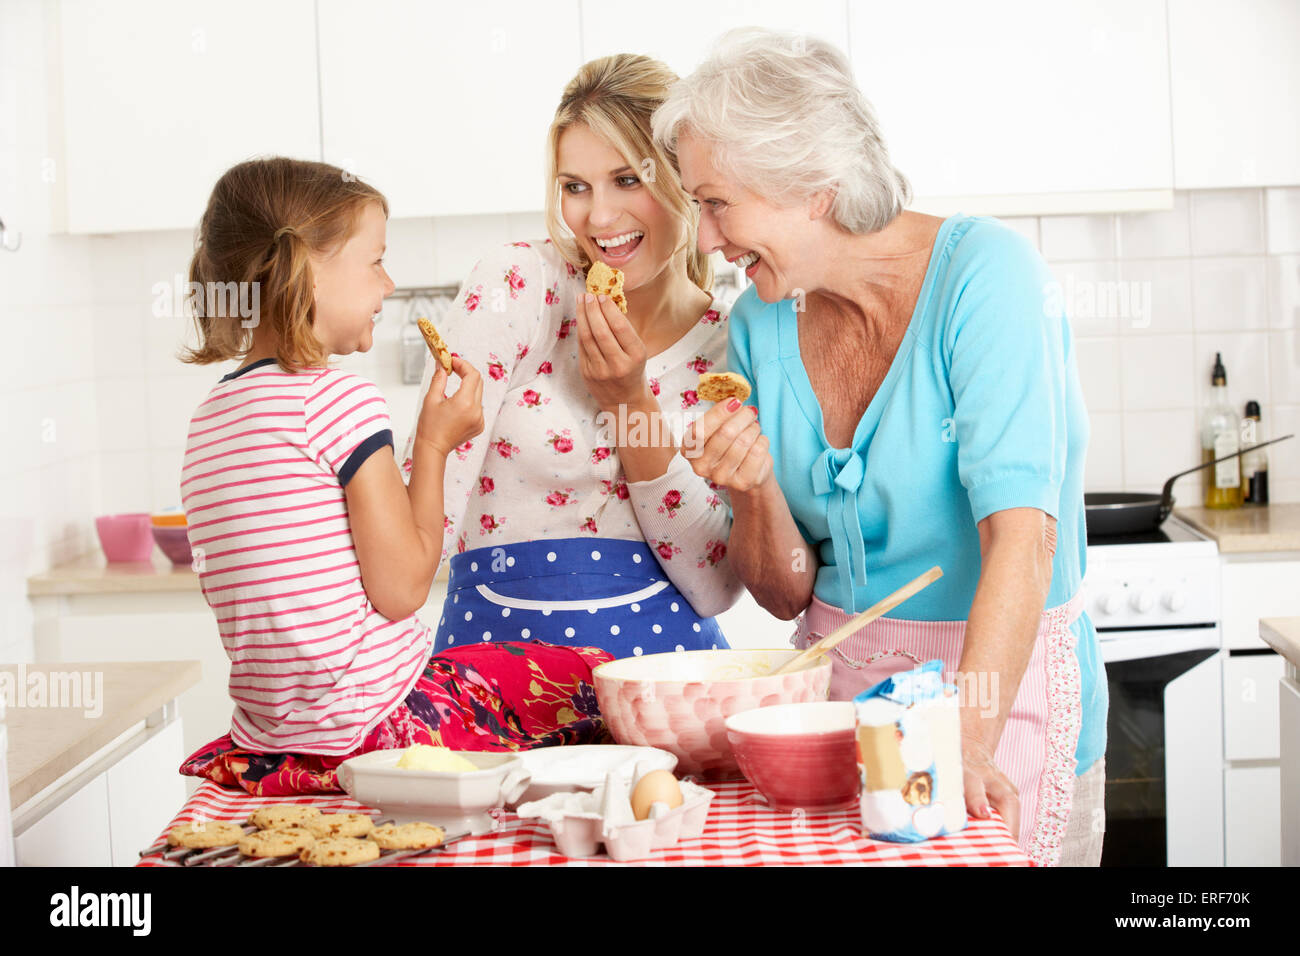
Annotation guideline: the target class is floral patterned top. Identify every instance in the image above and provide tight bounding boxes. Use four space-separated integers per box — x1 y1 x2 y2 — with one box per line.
400 240 744 618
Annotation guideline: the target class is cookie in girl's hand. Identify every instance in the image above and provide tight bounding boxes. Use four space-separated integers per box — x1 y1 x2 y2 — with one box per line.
417 317 453 372
696 371 752 403
586 261 627 314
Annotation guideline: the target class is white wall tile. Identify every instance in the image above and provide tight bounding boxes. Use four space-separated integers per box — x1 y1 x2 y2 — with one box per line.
1118 259 1193 335
1191 257 1269 332
382 217 437 293
506 211 548 242
92 303 149 377
1050 261 1121 338
1269 254 1300 330
1074 337 1122 412
0 234 96 308
1264 405 1300 496
149 449 186 512
95 378 150 452
1120 334 1195 412
1265 187 1300 255
138 230 198 300
98 451 152 514
1190 189 1265 257
1121 409 1198 491
431 214 510 285
1192 333 1270 417
1118 192 1191 259
33 380 97 468
147 373 219 451
1269 331 1300 409
1039 214 1116 262
1084 411 1124 491
88 233 148 305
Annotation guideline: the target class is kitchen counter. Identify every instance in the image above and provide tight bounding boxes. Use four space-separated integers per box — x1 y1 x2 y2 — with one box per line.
2 660 200 809
1261 618 1300 674
1173 503 1300 553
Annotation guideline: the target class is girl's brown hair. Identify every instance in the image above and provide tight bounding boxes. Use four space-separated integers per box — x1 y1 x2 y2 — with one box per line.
182 157 388 371
545 54 712 294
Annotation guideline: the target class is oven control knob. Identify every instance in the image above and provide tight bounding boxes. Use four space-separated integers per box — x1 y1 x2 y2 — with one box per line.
1163 590 1186 612
1097 592 1122 616
1129 590 1155 613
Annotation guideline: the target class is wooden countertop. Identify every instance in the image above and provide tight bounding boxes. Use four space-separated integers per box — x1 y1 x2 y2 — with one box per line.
1174 503 1300 553
1261 618 1300 670
2 660 201 809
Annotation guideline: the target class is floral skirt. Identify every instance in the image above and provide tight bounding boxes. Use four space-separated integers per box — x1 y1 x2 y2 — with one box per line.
178 640 613 796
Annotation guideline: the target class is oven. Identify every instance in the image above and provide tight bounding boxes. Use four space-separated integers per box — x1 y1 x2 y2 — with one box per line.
1084 517 1224 866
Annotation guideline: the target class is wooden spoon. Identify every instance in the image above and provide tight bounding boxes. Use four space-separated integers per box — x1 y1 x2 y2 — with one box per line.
771 566 944 675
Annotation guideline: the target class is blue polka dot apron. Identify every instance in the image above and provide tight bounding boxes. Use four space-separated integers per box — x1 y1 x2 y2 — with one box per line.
433 538 729 659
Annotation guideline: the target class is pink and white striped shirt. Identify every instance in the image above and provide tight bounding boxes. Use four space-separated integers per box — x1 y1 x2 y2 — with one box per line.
180 359 432 756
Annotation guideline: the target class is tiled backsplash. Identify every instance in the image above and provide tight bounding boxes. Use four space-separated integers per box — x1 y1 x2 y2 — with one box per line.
3 187 1298 660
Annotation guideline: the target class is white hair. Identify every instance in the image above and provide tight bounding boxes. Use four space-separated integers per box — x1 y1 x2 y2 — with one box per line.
652 27 911 235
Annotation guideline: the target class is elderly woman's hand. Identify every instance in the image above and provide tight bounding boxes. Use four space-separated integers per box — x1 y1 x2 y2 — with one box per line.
961 730 1020 841
682 398 772 493
576 292 653 412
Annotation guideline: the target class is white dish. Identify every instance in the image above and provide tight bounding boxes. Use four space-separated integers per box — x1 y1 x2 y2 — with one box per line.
512 745 678 805
337 749 530 835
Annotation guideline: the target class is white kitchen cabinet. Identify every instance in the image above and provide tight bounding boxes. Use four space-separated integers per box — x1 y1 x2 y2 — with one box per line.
1281 676 1299 868
1224 764 1281 866
1222 652 1286 761
317 0 582 218
104 717 184 866
1168 0 1300 189
58 0 321 233
1220 557 1300 651
848 0 1174 213
15 772 113 866
581 0 849 79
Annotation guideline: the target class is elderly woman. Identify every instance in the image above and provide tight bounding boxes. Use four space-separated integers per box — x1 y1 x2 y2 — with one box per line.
653 28 1107 867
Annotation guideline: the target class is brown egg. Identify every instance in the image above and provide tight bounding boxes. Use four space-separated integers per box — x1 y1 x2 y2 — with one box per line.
630 770 684 821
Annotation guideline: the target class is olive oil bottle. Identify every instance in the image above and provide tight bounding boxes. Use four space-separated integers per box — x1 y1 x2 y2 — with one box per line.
1201 352 1243 509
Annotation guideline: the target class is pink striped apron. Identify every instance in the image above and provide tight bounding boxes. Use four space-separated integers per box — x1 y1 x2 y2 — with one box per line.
793 591 1084 867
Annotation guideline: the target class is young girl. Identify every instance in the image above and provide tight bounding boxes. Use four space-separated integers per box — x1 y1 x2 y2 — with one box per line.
176 158 611 795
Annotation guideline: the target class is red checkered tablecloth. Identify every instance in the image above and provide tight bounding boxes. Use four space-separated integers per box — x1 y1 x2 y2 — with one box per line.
138 778 1030 866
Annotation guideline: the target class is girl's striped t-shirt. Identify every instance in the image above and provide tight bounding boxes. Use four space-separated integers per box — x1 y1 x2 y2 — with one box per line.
180 358 432 756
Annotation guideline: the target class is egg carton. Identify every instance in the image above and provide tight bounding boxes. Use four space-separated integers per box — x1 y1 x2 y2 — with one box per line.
545 781 714 862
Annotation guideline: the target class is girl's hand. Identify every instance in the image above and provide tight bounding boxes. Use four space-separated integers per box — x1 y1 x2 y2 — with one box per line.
682 397 772 494
415 355 484 457
576 292 653 412
961 730 1020 842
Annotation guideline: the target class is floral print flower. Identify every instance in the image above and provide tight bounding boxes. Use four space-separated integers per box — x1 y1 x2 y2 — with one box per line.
493 438 519 459
504 265 526 298
478 476 494 496
654 540 682 561
547 429 574 453
649 377 660 397
510 241 532 248
591 446 611 463
687 355 713 375
565 262 577 277
701 308 721 325
516 342 529 361
538 360 553 375
706 492 722 510
517 388 548 409
697 539 727 568
487 355 507 381
480 514 504 535
614 479 629 501
545 488 576 507
464 284 484 313
557 317 576 339
579 516 598 534
658 489 684 517
454 440 473 462
545 284 559 305
680 389 699 408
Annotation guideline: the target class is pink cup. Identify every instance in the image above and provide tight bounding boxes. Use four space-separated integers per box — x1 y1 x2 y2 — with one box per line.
95 513 155 562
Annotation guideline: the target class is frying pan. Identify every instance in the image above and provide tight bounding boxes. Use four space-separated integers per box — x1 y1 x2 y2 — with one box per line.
1085 434 1294 538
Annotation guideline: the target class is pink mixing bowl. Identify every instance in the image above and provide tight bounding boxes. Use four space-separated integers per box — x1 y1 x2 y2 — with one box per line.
95 513 155 562
593 649 832 776
725 701 860 812
152 525 193 566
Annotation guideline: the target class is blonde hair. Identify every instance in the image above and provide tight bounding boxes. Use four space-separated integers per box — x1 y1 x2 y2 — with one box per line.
181 157 389 371
544 54 712 294
652 27 911 235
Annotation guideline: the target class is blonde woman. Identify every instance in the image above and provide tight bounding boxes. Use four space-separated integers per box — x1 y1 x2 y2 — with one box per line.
401 55 744 657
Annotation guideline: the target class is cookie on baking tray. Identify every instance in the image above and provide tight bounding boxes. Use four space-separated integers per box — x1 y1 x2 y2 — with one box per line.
416 317 453 372
248 804 322 830
300 836 381 866
585 261 627 313
696 371 752 403
167 821 246 849
369 822 446 851
307 812 375 839
238 826 316 858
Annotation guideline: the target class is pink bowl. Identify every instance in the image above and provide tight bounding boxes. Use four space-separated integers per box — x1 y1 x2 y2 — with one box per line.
593 649 832 777
152 525 193 566
95 513 155 562
725 701 860 812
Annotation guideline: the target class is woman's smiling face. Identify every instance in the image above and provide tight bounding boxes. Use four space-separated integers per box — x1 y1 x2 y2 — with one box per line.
677 132 817 304
557 123 684 292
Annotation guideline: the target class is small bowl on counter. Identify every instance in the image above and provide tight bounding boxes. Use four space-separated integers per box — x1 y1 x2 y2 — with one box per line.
150 514 193 566
337 749 531 835
725 701 860 813
95 513 155 562
593 649 832 776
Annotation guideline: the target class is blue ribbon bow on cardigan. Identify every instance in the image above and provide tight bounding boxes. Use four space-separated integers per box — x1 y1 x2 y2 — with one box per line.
811 446 870 613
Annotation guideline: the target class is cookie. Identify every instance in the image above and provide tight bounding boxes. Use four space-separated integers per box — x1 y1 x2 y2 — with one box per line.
369 822 446 851
167 821 245 849
248 804 322 830
416 317 453 372
238 826 316 858
307 812 375 839
696 371 752 403
585 261 627 313
299 836 381 867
